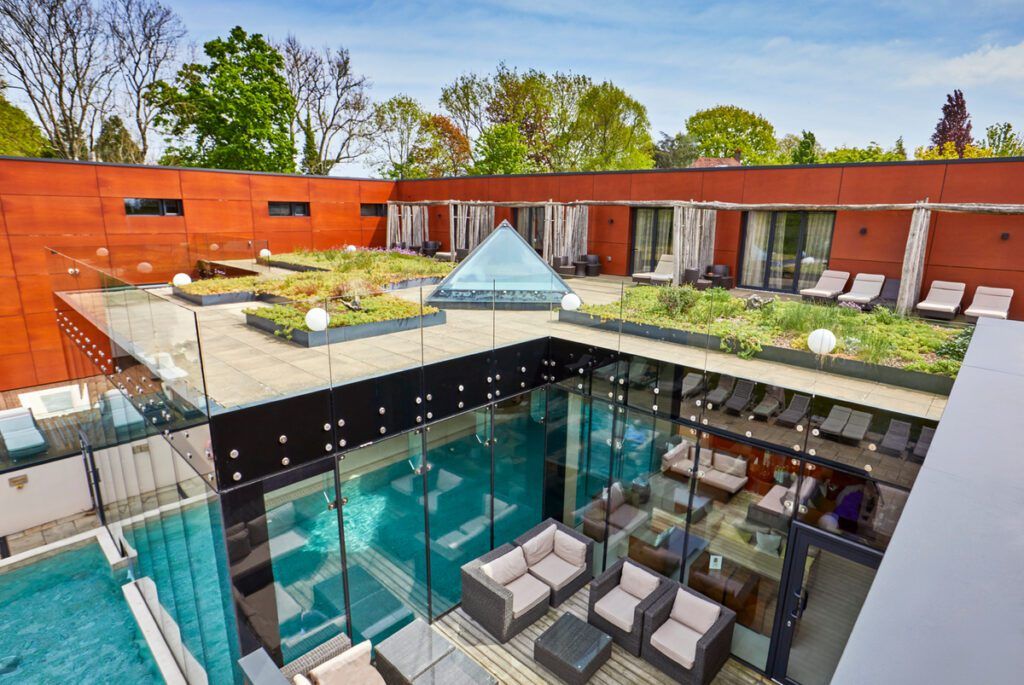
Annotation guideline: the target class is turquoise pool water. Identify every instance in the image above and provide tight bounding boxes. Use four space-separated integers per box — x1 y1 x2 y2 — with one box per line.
0 543 161 684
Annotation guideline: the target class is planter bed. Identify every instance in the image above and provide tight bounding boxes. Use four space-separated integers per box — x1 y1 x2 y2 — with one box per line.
381 276 443 291
172 287 288 307
558 310 954 395
260 258 330 273
245 310 447 347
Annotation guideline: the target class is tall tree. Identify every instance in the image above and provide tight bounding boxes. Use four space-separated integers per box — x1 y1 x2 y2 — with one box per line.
486 64 554 168
0 84 50 156
413 114 471 177
931 89 973 158
106 0 185 160
685 105 777 163
790 130 819 165
471 123 531 175
653 131 698 168
148 26 296 172
820 140 907 163
95 114 142 162
985 122 1024 157
567 82 653 170
280 35 374 175
438 72 491 146
0 0 116 159
368 94 427 179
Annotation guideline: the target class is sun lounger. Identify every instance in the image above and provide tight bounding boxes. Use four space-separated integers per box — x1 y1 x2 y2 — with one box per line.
704 376 735 407
837 273 885 305
818 406 852 440
680 372 705 398
632 254 675 285
799 270 850 301
752 387 785 420
0 407 48 461
964 286 1013 320
878 419 912 457
915 281 966 320
841 410 873 443
775 394 811 428
724 379 756 414
867 277 900 311
910 426 935 463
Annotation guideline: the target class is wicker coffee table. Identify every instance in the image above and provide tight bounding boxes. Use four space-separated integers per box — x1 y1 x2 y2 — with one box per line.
534 613 612 684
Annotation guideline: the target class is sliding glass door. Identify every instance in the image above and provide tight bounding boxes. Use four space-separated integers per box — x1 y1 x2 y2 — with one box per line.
631 207 674 274
740 211 835 293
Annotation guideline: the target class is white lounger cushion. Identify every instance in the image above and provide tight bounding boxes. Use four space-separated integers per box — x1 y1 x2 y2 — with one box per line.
964 286 1013 319
917 281 965 313
506 573 550 618
837 273 885 304
800 270 850 298
635 255 674 280
594 585 642 632
650 618 702 669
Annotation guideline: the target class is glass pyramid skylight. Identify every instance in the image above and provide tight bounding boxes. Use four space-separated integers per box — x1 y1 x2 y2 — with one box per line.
427 221 575 309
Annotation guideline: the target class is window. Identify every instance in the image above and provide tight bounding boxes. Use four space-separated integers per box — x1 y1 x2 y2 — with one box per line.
268 201 310 217
630 207 673 274
739 211 835 293
124 198 183 216
360 203 387 217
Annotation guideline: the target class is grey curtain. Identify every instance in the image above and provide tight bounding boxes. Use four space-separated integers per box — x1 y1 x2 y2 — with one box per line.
798 212 835 290
741 211 771 288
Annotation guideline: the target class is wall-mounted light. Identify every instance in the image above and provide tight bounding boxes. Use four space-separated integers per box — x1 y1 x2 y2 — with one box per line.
1001 232 1010 241
859 226 868 236
608 218 615 224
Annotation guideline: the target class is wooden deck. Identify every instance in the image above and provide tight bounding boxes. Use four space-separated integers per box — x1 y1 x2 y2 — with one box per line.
435 586 772 684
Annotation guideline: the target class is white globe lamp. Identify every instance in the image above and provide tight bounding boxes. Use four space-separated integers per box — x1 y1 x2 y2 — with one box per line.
95 247 109 257
807 328 837 355
137 261 153 274
210 243 220 252
561 293 582 311
345 244 357 253
172 273 192 288
305 307 330 332
259 248 272 259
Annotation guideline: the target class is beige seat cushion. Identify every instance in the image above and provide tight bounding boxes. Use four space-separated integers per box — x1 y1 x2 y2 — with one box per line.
650 618 702 670
594 585 641 632
521 524 556 566
964 305 1008 319
671 588 721 634
620 561 660 599
713 452 747 477
530 551 584 590
701 469 748 494
481 547 527 586
506 572 550 618
668 458 695 477
916 300 958 313
607 504 648 533
661 442 688 467
553 530 587 567
756 485 788 515
800 287 839 298
294 676 313 685
310 641 384 685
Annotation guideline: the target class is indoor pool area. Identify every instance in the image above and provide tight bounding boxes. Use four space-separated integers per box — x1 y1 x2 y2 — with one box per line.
0 543 160 684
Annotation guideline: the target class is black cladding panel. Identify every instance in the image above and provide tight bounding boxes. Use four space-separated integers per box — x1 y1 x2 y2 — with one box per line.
423 350 492 422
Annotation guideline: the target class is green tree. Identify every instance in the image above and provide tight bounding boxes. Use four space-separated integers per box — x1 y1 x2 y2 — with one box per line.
368 94 427 179
790 130 819 164
685 105 777 163
653 132 699 168
565 82 653 171
471 123 531 175
147 26 296 172
820 140 907 163
300 113 319 174
95 115 143 163
985 123 1024 157
914 141 992 160
0 87 49 157
413 114 472 177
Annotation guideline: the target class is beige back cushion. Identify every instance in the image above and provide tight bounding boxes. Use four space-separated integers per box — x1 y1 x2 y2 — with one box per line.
971 287 1013 310
713 452 747 477
620 561 660 600
928 281 966 303
310 640 371 685
553 529 587 567
521 524 556 566
818 270 849 289
850 273 884 294
481 547 527 586
655 255 674 274
602 482 626 511
670 588 722 634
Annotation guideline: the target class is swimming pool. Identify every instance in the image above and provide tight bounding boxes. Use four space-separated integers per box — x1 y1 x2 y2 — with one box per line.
0 543 161 684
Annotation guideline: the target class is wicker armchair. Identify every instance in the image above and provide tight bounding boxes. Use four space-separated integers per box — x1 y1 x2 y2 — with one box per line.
513 518 595 606
641 586 736 685
460 543 550 643
587 558 674 656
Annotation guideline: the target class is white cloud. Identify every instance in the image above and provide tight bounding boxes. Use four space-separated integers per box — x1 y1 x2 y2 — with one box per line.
905 41 1024 86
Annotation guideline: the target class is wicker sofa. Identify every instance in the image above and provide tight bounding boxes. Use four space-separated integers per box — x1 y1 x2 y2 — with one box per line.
513 518 594 606
581 481 650 549
641 585 736 685
587 558 674 656
461 543 551 643
283 634 386 685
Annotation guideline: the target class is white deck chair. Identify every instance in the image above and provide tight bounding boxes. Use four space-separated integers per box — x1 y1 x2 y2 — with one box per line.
632 254 675 285
915 281 966 320
964 286 1013 320
837 273 885 305
799 270 850 300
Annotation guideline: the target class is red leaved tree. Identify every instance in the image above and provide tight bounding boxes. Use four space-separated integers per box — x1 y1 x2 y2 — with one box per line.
931 89 973 158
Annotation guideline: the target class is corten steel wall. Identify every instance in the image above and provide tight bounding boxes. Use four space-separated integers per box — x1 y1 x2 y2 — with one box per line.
0 157 394 390
397 159 1024 318
3 156 1024 392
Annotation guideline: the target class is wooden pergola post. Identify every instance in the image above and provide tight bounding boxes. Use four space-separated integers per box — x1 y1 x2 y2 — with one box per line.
896 201 932 316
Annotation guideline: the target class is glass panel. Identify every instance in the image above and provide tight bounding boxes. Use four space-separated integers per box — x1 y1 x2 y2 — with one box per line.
632 208 656 274
125 198 162 215
785 545 877 685
425 409 492 617
797 213 835 290
740 211 771 288
684 436 793 670
544 385 593 529
767 212 803 291
338 433 425 643
492 390 546 547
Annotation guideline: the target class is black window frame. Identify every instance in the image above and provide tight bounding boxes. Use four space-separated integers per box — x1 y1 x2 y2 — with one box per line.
268 201 310 217
124 198 183 216
360 203 387 217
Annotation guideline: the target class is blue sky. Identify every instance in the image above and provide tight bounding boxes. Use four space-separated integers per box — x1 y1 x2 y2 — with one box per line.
171 0 1024 173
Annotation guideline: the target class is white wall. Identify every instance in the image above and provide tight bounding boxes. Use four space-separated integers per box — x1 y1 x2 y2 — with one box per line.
0 457 94 537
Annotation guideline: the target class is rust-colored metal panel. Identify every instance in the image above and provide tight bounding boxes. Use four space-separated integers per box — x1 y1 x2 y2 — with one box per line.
838 164 945 203
928 213 1024 271
1 194 106 235
0 315 30 355
940 161 1024 203
629 171 702 201
253 230 313 253
310 177 360 203
0 277 22 316
184 199 255 233
703 169 745 202
358 180 396 203
103 196 188 235
830 211 911 266
0 234 14 275
25 310 61 351
714 210 743 253
13 274 55 314
311 201 359 232
0 352 38 390
0 159 99 196
742 167 842 204
587 240 628 276
31 348 70 385
97 165 181 198
593 173 631 200
313 229 361 250
556 175 595 201
590 206 630 244
248 174 310 202
180 169 252 200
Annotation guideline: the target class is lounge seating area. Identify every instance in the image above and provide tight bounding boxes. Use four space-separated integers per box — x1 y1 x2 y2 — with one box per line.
799 270 849 301
632 254 675 285
0 407 48 461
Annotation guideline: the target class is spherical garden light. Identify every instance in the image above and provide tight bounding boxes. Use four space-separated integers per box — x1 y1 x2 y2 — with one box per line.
560 293 582 311
136 261 153 274
305 307 330 332
259 248 272 259
172 272 192 288
95 247 109 257
345 244 357 253
807 328 837 356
